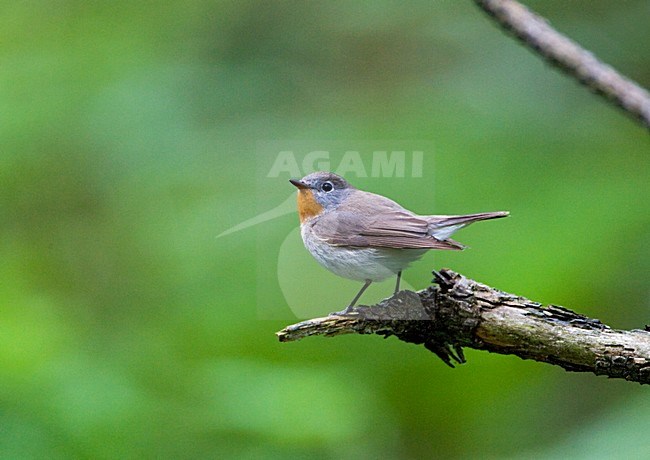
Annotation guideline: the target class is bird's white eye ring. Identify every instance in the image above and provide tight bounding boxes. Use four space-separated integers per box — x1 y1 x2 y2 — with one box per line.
321 182 333 192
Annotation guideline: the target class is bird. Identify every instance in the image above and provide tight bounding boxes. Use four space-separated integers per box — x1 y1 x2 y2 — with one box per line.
289 171 508 314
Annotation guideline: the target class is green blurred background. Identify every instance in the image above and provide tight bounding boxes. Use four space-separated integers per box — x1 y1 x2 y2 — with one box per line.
1 1 648 458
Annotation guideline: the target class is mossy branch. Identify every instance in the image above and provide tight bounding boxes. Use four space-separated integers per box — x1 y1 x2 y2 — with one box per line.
277 269 650 384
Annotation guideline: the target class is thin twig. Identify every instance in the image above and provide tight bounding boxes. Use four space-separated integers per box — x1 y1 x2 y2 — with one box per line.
474 0 650 129
277 269 650 384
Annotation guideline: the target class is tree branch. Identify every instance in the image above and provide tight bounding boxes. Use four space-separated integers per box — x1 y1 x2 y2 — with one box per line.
473 0 650 129
277 269 650 384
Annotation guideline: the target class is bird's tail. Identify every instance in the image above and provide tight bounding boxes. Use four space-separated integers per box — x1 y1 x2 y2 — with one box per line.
428 211 509 227
426 211 509 240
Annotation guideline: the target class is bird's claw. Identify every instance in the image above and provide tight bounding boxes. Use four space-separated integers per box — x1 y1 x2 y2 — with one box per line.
329 305 356 316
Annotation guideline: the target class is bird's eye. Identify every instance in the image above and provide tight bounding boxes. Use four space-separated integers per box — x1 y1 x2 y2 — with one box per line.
321 182 334 192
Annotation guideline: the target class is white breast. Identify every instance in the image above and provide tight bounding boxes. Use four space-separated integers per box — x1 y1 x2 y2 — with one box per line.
300 224 426 282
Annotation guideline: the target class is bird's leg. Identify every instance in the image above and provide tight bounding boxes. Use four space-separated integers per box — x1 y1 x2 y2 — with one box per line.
331 279 372 316
394 271 402 294
349 279 372 308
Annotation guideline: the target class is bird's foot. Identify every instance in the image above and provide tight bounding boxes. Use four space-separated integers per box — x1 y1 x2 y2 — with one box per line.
329 305 356 316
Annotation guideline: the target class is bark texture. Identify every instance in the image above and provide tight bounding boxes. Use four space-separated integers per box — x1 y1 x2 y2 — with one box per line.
277 269 650 384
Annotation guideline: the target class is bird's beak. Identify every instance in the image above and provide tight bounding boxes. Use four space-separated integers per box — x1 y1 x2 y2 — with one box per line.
289 179 309 189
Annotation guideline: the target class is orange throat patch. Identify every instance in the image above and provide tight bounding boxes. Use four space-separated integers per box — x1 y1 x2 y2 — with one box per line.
296 189 324 223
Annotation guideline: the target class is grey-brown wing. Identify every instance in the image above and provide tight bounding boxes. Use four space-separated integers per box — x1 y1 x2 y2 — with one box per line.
312 192 464 250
